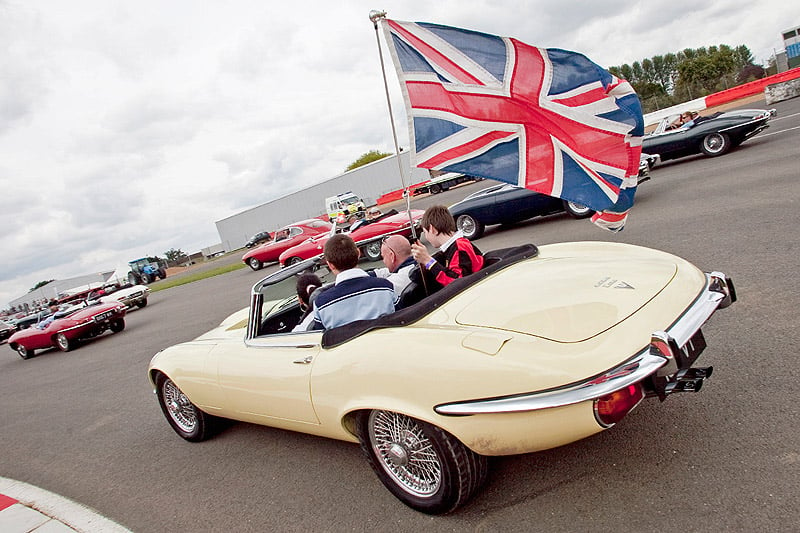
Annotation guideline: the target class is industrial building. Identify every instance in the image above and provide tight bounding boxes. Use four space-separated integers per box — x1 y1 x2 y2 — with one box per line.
214 151 429 251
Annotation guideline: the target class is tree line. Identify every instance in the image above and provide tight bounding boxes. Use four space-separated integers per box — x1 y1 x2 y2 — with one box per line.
608 44 767 113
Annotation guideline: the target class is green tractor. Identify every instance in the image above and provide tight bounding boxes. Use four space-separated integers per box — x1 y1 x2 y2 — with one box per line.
128 257 168 285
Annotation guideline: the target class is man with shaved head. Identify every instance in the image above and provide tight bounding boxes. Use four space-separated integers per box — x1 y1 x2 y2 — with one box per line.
371 234 416 299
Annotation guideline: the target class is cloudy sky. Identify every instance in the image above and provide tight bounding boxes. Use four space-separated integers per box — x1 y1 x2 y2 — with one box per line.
2 0 798 307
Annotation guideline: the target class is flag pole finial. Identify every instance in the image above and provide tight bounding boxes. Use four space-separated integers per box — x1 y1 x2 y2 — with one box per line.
369 10 386 25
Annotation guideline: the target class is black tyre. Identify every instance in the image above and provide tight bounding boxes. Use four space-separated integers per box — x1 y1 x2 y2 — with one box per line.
155 373 220 442
127 272 140 285
136 298 148 308
110 318 125 333
429 183 442 194
563 200 594 219
158 268 167 279
14 344 32 359
285 256 302 267
456 214 485 240
55 333 73 352
141 273 153 284
357 410 488 515
248 257 263 271
363 241 382 261
701 132 731 156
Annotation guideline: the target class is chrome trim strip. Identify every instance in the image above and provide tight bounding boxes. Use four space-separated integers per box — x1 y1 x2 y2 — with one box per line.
719 116 768 133
435 272 729 416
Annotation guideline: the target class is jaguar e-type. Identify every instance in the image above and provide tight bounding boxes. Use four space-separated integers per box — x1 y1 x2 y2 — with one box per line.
9 302 126 359
242 218 333 271
278 209 423 266
148 241 734 514
642 108 775 161
448 184 593 240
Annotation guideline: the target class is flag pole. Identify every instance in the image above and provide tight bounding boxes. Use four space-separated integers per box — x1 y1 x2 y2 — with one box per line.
369 10 418 241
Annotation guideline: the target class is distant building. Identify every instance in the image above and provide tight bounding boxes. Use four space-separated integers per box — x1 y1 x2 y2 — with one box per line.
783 25 800 69
214 151 428 251
7 272 113 313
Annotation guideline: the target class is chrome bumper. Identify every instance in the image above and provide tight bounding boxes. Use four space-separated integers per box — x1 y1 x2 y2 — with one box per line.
434 272 735 416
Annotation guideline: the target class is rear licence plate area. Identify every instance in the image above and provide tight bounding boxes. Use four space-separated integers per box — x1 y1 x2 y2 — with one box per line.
94 311 114 322
680 328 707 368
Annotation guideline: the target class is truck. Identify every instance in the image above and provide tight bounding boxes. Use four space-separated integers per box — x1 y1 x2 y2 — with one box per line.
325 192 366 223
412 172 480 196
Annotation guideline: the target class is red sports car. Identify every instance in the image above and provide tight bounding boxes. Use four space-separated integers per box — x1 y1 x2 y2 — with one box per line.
243 219 332 271
8 302 127 359
278 209 424 266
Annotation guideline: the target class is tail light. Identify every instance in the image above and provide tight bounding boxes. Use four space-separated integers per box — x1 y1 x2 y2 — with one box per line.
594 383 644 428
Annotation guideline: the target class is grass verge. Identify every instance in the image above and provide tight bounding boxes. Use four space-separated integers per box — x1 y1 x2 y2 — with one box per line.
149 262 247 292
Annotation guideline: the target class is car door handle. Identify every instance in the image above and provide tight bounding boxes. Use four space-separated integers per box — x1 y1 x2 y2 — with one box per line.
293 355 314 364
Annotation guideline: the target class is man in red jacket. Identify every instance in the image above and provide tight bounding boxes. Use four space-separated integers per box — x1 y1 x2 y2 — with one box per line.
410 205 484 289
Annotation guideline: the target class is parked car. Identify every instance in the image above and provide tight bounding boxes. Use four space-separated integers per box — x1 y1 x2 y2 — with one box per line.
448 183 593 240
11 309 53 330
243 219 333 271
8 301 126 359
642 108 775 161
278 209 424 266
245 231 272 248
149 241 735 514
0 320 17 343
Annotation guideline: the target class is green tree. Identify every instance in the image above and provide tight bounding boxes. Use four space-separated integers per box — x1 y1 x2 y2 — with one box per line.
29 280 55 292
164 248 187 264
346 150 391 172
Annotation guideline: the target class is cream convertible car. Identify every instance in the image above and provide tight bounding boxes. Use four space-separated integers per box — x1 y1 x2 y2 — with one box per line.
149 241 735 514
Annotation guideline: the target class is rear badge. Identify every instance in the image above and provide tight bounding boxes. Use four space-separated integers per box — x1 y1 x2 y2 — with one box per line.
595 277 635 289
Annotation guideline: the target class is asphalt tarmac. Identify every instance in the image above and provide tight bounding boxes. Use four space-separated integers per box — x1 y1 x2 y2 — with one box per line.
1 95 798 532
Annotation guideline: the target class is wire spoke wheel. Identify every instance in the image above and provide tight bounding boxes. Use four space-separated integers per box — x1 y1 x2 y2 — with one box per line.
162 378 199 434
369 410 442 496
357 409 488 514
701 132 730 156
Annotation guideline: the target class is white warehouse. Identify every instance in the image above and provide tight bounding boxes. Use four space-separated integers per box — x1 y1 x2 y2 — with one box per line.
214 152 429 251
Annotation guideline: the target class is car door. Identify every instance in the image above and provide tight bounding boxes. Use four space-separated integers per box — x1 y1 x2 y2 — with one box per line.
216 331 322 424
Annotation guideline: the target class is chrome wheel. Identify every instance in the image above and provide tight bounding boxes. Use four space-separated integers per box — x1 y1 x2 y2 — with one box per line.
563 200 594 219
368 410 442 497
55 333 72 352
701 132 730 156
16 344 31 359
162 378 198 434
364 241 382 261
248 257 262 271
456 214 484 240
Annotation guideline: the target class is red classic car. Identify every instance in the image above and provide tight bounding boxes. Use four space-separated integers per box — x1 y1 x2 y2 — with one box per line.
243 219 333 271
278 209 424 266
8 302 127 359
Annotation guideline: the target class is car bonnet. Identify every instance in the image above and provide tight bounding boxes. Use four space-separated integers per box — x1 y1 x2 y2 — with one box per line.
454 256 678 342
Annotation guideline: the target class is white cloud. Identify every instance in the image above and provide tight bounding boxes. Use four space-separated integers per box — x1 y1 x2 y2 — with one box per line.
2 0 799 306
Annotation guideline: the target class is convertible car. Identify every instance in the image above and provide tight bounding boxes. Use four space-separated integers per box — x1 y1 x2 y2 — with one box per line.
642 108 775 161
243 218 332 271
278 209 424 266
9 301 126 359
149 241 735 514
448 183 594 240
94 284 151 309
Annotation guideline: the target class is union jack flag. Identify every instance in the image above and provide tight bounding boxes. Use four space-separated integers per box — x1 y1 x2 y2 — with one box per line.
381 19 644 231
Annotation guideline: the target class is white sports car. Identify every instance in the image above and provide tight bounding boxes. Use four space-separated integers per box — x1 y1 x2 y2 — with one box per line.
97 284 150 309
149 241 734 514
